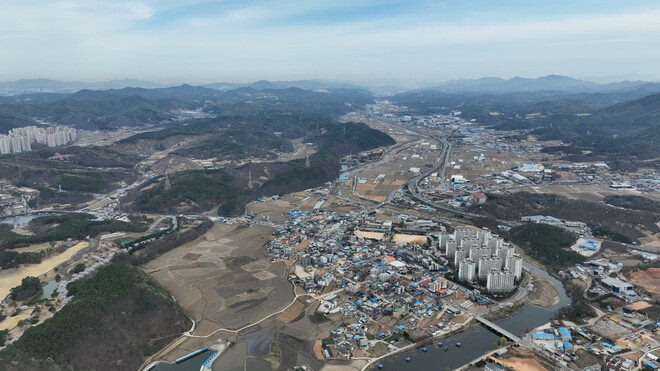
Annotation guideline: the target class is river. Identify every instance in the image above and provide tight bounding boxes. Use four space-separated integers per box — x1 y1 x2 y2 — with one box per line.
377 262 570 370
151 351 212 371
0 213 62 226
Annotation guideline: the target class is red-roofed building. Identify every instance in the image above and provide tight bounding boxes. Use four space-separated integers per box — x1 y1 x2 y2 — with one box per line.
474 193 488 204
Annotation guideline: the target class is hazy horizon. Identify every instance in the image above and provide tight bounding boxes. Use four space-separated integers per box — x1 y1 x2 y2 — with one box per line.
2 1 660 83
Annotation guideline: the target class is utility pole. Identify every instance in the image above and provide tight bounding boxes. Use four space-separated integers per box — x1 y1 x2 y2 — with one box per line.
164 171 172 191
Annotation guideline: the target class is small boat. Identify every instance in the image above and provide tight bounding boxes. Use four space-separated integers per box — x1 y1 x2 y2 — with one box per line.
456 342 462 347
444 346 448 351
378 364 384 369
422 347 428 352
437 341 443 347
405 357 411 363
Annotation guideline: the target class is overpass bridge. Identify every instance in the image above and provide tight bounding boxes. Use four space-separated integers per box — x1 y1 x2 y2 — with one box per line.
474 315 522 343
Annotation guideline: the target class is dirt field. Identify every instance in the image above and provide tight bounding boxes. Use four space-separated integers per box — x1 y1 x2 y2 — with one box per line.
144 223 294 332
278 299 306 323
447 145 526 184
355 231 386 240
490 348 549 371
354 140 435 201
590 318 631 340
526 271 560 307
625 268 660 296
514 183 660 202
392 234 427 244
0 308 33 331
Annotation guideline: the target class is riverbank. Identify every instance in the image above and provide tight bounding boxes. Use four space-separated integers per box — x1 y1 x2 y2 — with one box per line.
359 317 474 371
526 271 560 307
485 301 525 321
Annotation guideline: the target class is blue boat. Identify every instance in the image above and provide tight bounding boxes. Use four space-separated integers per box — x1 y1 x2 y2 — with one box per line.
378 364 384 369
405 357 411 362
437 341 443 347
422 347 428 352
456 342 462 347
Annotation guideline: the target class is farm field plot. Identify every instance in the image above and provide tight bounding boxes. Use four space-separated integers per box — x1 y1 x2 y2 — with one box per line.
144 223 294 332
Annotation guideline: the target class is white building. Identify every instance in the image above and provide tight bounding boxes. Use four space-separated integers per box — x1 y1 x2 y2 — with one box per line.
517 163 545 173
478 257 503 280
429 278 447 292
458 259 476 282
454 248 468 266
497 245 514 261
505 254 523 280
446 241 457 259
487 269 515 293
469 247 491 263
0 125 77 154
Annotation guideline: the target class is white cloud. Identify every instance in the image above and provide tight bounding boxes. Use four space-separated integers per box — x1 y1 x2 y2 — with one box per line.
0 1 659 82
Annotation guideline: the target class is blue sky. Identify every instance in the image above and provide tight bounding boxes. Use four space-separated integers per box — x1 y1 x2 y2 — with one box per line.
1 0 659 84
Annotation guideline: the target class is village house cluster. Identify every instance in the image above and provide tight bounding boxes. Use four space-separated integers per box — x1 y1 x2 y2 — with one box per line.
255 201 526 359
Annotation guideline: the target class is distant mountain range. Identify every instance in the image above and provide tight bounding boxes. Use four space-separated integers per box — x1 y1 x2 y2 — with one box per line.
0 78 366 95
420 75 659 93
2 75 659 96
0 79 168 94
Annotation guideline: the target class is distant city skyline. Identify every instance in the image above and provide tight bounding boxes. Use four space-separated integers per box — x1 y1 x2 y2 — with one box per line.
1 0 660 83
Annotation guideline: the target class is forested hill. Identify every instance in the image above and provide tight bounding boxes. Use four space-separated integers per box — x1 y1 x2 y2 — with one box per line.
0 264 190 371
124 121 396 216
0 84 374 130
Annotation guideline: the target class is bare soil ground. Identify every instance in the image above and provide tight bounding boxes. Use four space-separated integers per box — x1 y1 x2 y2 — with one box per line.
625 268 660 296
447 145 526 185
277 299 306 323
490 347 549 371
392 234 427 244
590 318 631 340
526 271 560 307
354 142 432 201
144 223 294 332
312 340 324 360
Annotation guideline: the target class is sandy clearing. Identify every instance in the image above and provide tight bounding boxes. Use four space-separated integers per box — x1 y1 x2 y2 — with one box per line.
312 340 324 360
626 268 660 296
392 234 427 244
490 355 549 371
355 231 385 240
0 241 88 300
0 308 34 331
526 271 560 307
628 301 653 311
